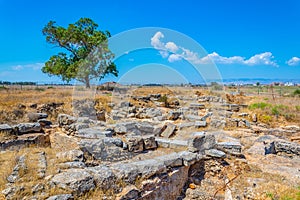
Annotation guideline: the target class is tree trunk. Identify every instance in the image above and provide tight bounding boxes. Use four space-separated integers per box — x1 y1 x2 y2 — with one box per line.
85 76 91 88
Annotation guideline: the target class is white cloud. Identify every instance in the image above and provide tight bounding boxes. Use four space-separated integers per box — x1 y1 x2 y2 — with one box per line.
11 63 44 71
150 31 278 67
168 54 182 62
286 57 300 66
12 65 23 70
165 42 179 53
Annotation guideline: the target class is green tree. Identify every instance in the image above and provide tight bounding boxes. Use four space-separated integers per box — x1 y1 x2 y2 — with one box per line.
42 18 118 88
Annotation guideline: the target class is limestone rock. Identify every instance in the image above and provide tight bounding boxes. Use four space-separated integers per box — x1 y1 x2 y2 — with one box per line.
27 112 48 122
14 123 42 134
160 123 176 138
56 150 84 162
51 169 95 196
46 194 74 200
188 132 216 153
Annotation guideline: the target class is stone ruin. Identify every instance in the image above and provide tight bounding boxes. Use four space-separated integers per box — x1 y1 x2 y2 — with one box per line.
0 90 300 199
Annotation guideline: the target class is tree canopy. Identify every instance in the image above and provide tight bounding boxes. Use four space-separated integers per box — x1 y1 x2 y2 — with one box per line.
42 18 118 88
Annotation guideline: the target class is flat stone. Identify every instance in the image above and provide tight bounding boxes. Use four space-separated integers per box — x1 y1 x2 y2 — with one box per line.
195 121 207 128
56 150 84 162
86 165 116 190
155 153 183 168
189 103 205 110
27 112 48 122
274 140 300 156
46 194 74 200
160 123 176 138
178 151 199 166
14 123 42 134
188 132 216 153
185 114 202 121
0 124 13 134
75 127 113 138
51 169 95 196
58 162 86 169
205 149 226 158
178 122 195 130
155 138 188 149
216 141 242 155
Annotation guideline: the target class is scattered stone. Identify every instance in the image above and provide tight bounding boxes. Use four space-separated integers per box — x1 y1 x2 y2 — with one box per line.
7 155 26 183
37 151 47 178
115 121 139 135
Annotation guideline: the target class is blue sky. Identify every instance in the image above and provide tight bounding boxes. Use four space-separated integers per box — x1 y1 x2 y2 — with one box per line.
0 0 300 84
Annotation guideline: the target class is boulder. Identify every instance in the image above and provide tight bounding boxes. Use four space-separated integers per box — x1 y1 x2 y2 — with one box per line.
57 114 77 127
143 136 157 150
126 136 144 152
27 112 48 122
58 162 86 169
136 122 155 135
78 138 131 162
86 165 116 190
167 110 182 120
273 140 300 156
115 122 140 135
14 123 42 134
38 119 52 127
51 169 95 196
187 132 216 153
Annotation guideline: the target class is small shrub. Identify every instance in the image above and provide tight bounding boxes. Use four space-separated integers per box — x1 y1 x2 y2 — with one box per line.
158 94 169 107
295 105 300 111
249 102 271 110
34 87 45 92
293 89 300 96
260 115 272 124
